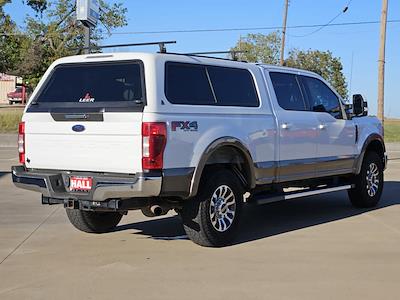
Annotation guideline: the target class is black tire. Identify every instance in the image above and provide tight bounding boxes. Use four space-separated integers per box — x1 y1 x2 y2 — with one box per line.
8 100 13 105
348 151 384 208
66 209 123 233
181 168 244 247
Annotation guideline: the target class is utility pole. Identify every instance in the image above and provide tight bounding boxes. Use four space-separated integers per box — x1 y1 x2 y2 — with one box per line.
378 0 388 126
280 0 289 66
84 26 91 54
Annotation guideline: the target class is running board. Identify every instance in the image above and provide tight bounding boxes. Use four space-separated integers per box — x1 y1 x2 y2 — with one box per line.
251 185 354 206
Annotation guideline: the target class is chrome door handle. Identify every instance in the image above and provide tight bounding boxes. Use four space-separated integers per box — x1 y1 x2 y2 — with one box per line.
318 124 327 130
281 123 291 130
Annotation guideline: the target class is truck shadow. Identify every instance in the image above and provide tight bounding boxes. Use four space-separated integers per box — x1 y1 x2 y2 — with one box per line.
115 181 400 245
0 172 10 179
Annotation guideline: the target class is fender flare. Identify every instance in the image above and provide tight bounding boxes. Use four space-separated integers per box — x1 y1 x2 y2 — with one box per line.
354 133 386 174
188 137 256 198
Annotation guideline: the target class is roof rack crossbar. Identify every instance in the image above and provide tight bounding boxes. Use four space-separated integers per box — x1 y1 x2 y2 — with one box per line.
184 50 247 61
75 41 176 54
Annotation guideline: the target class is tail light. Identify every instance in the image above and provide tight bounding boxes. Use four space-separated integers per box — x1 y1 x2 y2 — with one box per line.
18 122 25 164
142 122 167 170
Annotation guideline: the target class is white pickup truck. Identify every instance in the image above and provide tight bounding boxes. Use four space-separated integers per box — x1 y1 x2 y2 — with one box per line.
12 52 387 247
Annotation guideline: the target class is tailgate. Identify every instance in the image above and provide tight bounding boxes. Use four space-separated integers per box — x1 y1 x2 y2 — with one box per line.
24 112 143 174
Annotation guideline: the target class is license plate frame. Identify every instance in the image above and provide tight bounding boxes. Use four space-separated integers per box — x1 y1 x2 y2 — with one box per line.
69 176 93 192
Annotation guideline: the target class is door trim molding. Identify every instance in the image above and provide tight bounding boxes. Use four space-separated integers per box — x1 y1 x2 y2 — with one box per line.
255 155 357 184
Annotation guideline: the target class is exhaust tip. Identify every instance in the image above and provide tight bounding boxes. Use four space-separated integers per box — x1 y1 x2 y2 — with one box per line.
151 205 163 216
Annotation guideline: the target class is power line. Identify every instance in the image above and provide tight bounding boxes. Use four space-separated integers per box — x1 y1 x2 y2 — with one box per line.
107 19 400 36
1 19 399 37
289 0 353 37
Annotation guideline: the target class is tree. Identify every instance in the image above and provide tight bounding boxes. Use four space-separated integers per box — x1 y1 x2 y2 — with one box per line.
1 0 128 86
286 49 348 99
26 0 47 14
230 32 281 64
0 0 28 73
230 33 348 98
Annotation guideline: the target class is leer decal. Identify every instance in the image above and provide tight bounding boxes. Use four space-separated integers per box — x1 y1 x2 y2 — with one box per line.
79 92 95 103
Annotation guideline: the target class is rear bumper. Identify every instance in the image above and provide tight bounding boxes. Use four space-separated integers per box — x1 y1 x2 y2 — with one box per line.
11 166 162 201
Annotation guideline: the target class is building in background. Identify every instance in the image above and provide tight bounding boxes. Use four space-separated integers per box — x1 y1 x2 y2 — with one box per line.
0 74 17 104
0 74 29 105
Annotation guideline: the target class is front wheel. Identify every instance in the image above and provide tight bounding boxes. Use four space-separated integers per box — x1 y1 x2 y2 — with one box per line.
66 209 123 233
348 151 384 208
181 168 244 247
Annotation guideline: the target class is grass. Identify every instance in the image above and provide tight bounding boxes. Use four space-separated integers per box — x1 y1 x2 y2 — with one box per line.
0 109 23 133
384 119 400 142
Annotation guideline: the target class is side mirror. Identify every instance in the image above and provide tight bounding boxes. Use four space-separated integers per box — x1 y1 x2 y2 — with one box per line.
353 94 368 117
313 104 327 113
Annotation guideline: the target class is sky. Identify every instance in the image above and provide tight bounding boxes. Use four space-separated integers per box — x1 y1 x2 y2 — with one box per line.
4 0 400 118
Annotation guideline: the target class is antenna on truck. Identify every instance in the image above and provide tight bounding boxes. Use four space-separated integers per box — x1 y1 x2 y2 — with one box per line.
75 40 177 54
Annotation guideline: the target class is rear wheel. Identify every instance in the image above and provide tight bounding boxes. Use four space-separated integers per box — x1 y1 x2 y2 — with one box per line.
348 151 384 208
8 100 13 105
181 168 244 247
66 209 123 233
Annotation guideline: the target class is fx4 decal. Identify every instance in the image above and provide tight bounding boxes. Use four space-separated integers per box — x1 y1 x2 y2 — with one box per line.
171 121 198 132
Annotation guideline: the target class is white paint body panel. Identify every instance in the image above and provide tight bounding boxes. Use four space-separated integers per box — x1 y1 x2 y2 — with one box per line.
354 116 384 153
314 113 356 158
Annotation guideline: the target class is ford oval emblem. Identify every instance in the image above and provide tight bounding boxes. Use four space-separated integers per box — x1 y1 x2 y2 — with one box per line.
72 125 85 132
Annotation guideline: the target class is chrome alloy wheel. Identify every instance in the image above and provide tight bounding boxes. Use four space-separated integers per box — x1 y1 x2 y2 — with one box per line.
209 185 236 232
366 162 380 197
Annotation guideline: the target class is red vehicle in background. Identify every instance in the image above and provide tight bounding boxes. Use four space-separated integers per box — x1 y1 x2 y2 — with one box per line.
7 86 30 105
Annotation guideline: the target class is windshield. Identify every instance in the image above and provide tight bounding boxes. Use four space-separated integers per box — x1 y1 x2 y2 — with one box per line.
34 61 144 104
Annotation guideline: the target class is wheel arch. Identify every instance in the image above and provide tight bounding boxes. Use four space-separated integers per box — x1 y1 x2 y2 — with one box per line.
354 134 386 174
189 137 256 198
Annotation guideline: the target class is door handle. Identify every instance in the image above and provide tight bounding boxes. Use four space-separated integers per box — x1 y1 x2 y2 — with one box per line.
318 124 327 130
281 123 291 130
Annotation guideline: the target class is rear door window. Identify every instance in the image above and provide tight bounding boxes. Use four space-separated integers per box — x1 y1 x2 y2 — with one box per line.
269 72 307 111
34 61 144 104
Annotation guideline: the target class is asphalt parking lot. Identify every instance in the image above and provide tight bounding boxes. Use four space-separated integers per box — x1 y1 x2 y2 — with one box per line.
0 135 399 300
